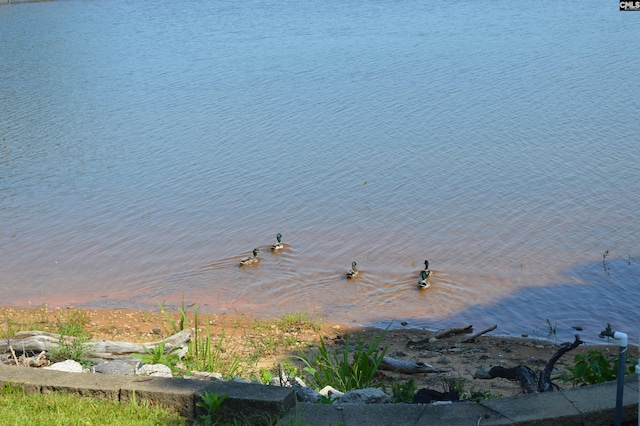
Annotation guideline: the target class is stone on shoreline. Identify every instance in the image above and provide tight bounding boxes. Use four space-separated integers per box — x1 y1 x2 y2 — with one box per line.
92 360 135 375
337 388 391 404
137 363 173 377
44 360 83 373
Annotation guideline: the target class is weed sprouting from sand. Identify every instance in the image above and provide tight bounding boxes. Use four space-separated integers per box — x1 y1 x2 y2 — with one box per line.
295 324 390 392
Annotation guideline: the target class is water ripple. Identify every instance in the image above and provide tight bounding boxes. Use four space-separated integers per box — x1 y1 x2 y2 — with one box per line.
1 0 640 338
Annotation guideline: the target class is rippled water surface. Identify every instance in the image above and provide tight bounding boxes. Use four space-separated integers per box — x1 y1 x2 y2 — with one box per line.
2 0 640 342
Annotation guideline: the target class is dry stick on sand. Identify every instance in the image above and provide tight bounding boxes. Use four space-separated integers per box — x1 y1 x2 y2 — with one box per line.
406 325 473 347
378 356 450 374
9 340 19 366
460 324 497 343
390 325 495 375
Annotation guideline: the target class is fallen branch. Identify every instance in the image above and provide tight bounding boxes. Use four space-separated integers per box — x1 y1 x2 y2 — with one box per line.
0 329 192 362
0 332 59 354
460 325 497 343
480 334 583 393
88 329 192 360
378 356 449 374
407 325 473 347
488 365 540 394
539 334 584 392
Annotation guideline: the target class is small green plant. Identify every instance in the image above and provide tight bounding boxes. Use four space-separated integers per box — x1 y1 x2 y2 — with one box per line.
560 349 638 387
453 381 502 402
318 394 335 404
156 302 245 378
49 335 91 365
259 368 274 384
295 324 390 392
184 307 242 378
134 342 181 373
389 378 417 403
280 360 299 378
49 312 93 365
158 299 190 334
195 391 228 425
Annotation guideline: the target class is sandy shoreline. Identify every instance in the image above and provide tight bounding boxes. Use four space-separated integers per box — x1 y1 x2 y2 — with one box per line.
2 304 636 398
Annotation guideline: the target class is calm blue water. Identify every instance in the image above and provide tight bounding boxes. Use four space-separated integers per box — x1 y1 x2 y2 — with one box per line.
1 0 640 343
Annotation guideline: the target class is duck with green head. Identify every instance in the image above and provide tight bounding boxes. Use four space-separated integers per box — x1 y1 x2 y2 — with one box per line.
423 260 433 278
239 248 260 266
346 261 359 279
418 270 431 289
271 233 284 251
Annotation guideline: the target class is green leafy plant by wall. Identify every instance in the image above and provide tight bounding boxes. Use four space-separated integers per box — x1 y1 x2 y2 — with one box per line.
388 378 417 403
295 325 389 392
560 349 638 387
134 342 182 374
453 381 502 402
195 391 228 425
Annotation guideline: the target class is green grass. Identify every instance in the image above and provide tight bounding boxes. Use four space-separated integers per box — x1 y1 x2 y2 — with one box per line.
0 383 185 426
0 383 316 426
276 312 323 332
0 383 312 426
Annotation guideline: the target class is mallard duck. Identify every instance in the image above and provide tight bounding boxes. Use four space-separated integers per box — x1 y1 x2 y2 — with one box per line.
239 248 260 266
423 260 433 278
271 233 284 250
418 270 431 289
346 261 359 279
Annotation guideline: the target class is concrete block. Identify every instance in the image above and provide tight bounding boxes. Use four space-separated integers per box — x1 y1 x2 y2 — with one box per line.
481 391 581 426
420 401 512 425
0 365 42 394
120 376 210 419
562 379 638 426
279 402 345 426
0 364 127 399
199 381 296 424
339 403 424 426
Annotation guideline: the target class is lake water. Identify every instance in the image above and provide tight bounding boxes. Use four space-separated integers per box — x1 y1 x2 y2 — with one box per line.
1 0 640 343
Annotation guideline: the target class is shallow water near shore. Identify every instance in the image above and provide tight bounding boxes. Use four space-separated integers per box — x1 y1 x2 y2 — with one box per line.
1 0 640 344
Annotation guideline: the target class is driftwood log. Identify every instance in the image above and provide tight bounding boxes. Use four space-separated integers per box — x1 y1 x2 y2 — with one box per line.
0 329 192 362
475 334 584 393
460 324 497 343
406 325 473 347
378 356 449 374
